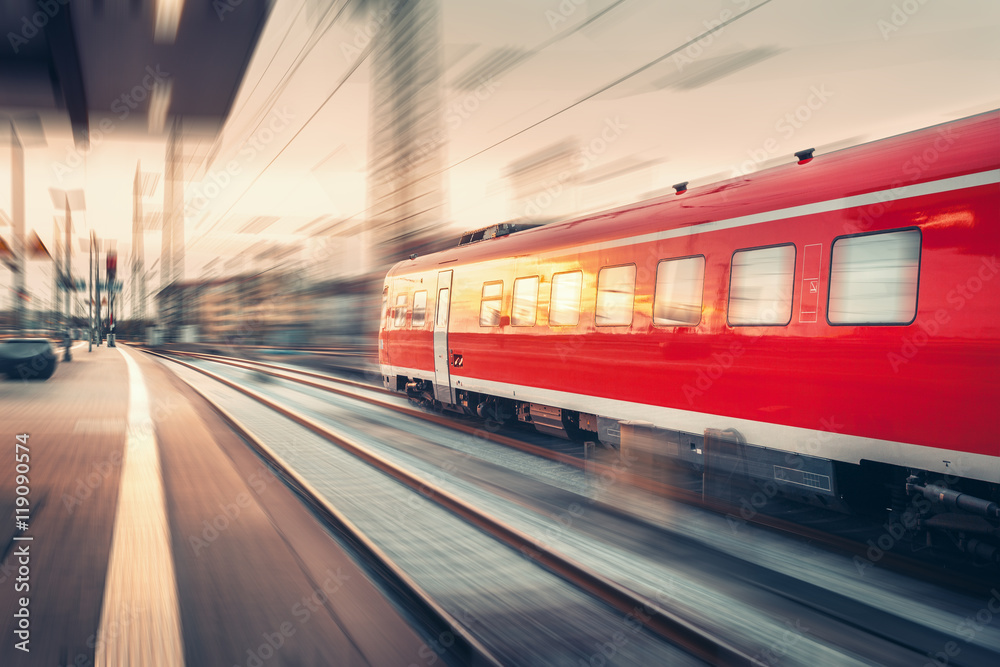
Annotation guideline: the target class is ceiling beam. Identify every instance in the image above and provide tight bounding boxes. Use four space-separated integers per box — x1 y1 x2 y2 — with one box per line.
40 0 89 148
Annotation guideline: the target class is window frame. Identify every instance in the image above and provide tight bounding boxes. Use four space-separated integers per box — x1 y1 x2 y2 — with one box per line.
727 243 797 327
548 270 584 327
411 290 427 328
825 227 922 327
479 281 504 327
435 287 450 328
595 263 637 327
652 254 706 328
393 293 408 328
511 276 540 327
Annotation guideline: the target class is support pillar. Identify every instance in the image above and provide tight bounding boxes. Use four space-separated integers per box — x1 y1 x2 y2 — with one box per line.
365 0 446 271
63 196 72 360
10 121 25 328
131 162 147 323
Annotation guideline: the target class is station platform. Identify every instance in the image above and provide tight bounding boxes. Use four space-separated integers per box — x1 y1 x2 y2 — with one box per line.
0 343 426 666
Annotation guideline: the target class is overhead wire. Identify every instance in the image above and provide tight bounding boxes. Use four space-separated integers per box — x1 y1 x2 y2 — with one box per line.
188 31 378 252
189 0 632 250
188 0 363 248
340 0 775 227
193 0 773 250
200 0 355 181
202 1 309 170
220 0 359 160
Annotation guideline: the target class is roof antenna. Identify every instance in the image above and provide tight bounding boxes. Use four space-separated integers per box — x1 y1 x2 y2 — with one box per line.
672 181 688 194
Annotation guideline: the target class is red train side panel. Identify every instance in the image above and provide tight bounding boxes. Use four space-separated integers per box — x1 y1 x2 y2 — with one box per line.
379 111 1000 484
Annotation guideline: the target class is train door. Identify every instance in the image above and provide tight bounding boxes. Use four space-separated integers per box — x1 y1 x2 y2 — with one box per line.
433 270 454 403
379 285 390 368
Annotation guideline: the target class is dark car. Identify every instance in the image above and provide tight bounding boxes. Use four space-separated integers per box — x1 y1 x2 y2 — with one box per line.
0 339 57 380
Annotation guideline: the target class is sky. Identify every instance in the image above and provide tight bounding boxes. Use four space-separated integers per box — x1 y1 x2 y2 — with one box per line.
2 0 999 314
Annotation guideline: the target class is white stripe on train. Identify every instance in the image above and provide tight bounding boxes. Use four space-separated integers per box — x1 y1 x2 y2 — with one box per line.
380 365 998 484
557 168 1000 254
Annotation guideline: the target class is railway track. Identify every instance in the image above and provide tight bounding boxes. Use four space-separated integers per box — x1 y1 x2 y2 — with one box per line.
139 345 1000 665
141 346 752 665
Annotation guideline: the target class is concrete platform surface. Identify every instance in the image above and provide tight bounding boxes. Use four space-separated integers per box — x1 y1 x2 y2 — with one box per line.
0 344 426 666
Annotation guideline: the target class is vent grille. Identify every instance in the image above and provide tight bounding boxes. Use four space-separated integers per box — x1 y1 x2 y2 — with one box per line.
458 223 518 247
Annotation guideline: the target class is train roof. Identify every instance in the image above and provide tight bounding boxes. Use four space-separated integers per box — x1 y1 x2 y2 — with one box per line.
389 109 999 279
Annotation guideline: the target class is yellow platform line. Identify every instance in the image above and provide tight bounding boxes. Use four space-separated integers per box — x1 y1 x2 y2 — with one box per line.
95 347 185 666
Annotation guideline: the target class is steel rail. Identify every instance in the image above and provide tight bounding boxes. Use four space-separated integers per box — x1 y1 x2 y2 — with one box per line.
171 348 394 395
144 348 503 667
142 346 758 666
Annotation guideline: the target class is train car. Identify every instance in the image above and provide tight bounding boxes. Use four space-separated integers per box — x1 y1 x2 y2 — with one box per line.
378 110 1000 559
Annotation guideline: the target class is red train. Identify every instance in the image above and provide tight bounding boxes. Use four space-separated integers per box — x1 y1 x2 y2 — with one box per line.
379 110 1000 559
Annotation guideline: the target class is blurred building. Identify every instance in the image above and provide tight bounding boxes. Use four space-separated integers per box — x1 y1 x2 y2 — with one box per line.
161 120 185 288
309 276 375 346
156 271 312 345
365 0 448 269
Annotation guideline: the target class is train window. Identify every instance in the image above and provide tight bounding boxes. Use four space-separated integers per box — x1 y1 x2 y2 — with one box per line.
412 291 427 327
436 288 450 327
511 276 539 326
381 287 389 326
479 282 503 326
393 294 408 327
828 229 920 325
654 256 705 326
729 244 795 325
596 264 636 326
549 271 583 326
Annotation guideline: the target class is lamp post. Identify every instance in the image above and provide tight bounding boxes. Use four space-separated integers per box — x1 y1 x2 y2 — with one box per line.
5 113 48 330
49 188 85 360
62 195 71 361
90 232 104 348
106 249 117 347
89 231 95 351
